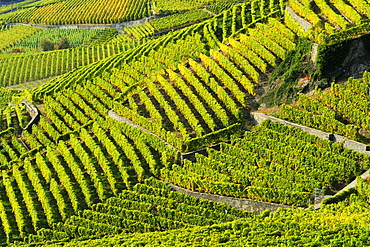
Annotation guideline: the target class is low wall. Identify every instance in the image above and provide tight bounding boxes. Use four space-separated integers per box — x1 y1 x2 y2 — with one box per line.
170 184 290 214
286 6 312 32
24 101 38 119
22 100 39 133
251 112 370 155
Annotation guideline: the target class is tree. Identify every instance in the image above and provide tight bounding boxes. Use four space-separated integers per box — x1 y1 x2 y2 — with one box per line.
40 39 54 51
54 37 70 50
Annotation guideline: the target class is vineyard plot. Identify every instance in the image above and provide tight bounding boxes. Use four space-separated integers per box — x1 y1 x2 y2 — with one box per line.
161 120 369 206
279 72 370 141
26 178 250 243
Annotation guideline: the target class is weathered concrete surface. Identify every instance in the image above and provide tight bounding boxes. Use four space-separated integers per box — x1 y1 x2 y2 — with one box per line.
23 100 38 119
286 6 312 32
313 170 370 209
311 43 319 64
170 184 290 214
202 8 216 16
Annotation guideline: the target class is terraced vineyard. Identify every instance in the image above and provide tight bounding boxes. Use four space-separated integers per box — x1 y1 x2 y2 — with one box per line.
32 190 370 246
0 0 370 245
6 28 104 52
25 178 251 243
162 120 369 205
279 72 370 140
0 0 151 25
288 0 370 42
0 25 41 52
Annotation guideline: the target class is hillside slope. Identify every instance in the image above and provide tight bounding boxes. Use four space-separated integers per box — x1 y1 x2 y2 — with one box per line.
1 0 370 245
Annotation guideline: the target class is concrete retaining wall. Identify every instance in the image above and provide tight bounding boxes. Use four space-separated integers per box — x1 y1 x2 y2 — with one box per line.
22 100 39 133
251 112 370 155
170 184 290 214
286 6 312 32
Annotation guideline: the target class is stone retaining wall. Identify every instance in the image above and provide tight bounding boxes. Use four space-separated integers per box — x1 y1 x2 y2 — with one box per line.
170 184 290 214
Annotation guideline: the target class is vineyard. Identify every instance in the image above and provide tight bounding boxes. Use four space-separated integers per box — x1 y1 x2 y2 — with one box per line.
28 187 370 246
287 0 370 43
0 0 370 245
6 28 103 52
162 120 369 205
152 0 241 14
0 42 133 86
0 25 41 52
0 0 151 25
279 72 370 141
